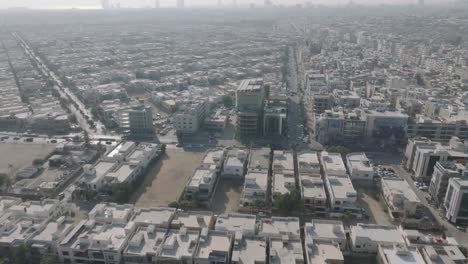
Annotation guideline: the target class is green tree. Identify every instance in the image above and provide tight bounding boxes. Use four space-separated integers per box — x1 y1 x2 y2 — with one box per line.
13 242 32 264
111 183 133 204
326 146 351 155
221 95 234 108
40 256 58 264
273 190 303 215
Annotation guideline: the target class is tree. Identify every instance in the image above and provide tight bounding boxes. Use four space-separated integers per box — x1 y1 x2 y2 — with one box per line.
326 146 351 154
40 256 59 264
83 131 90 147
13 242 32 264
111 183 133 204
273 190 303 215
221 95 234 108
169 201 179 208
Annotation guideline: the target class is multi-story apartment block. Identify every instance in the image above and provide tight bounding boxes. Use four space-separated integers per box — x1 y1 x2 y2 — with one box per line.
236 79 265 139
443 177 468 224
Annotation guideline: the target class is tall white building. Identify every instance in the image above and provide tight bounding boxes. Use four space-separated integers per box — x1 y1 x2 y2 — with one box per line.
443 177 468 224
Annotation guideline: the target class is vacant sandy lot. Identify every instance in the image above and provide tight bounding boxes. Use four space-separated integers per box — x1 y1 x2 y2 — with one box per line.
211 179 243 214
356 187 392 225
131 150 204 207
0 143 55 176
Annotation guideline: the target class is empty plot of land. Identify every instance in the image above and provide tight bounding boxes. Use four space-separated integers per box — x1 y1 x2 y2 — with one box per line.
131 150 204 208
211 179 243 214
356 187 392 225
0 143 55 175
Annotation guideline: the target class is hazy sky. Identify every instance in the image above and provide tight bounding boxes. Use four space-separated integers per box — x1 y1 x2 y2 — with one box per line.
0 0 450 9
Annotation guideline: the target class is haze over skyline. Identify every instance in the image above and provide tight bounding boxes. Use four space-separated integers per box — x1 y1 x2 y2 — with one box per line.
0 0 454 9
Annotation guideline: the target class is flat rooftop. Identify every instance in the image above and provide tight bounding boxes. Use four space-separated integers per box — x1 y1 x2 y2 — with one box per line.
270 238 303 264
232 238 266 264
158 229 199 260
382 178 421 203
215 213 256 235
124 226 166 257
379 245 425 264
300 174 327 200
305 220 346 241
326 175 357 200
351 224 405 245
260 217 300 238
320 152 347 176
194 230 231 260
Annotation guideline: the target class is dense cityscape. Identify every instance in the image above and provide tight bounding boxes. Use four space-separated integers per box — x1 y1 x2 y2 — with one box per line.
0 1 468 264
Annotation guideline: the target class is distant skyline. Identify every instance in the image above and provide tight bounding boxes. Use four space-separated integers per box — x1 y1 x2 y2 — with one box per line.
0 0 455 9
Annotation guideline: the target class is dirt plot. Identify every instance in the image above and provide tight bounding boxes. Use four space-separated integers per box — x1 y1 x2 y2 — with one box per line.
0 143 55 175
211 179 243 214
131 150 204 208
356 186 392 225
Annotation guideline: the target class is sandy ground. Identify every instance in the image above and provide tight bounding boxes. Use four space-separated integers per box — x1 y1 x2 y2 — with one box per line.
0 143 55 175
131 150 204 207
356 187 392 225
211 179 243 214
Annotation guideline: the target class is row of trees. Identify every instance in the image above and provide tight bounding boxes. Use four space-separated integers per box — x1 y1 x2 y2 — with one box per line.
0 242 57 264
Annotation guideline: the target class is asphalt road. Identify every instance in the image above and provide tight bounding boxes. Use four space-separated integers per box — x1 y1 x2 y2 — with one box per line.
391 165 468 246
13 32 107 137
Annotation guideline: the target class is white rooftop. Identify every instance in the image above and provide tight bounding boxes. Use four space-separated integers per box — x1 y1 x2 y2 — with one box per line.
158 229 199 260
351 224 405 245
379 245 425 264
260 217 300 238
320 152 347 176
270 237 304 264
215 213 256 236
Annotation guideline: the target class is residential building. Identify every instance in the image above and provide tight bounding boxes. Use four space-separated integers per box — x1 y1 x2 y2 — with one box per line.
404 137 438 171
297 152 320 175
214 213 256 237
381 178 422 219
311 93 334 114
231 236 267 264
411 137 468 181
272 150 294 175
273 172 296 197
263 96 287 136
269 236 304 264
443 177 468 224
247 148 270 173
123 226 167 264
193 229 232 264
304 220 346 250
321 152 358 214
174 100 208 134
346 152 374 181
429 162 468 206
350 224 405 254
222 148 249 179
117 106 153 138
377 244 426 264
184 168 218 203
259 217 300 239
156 228 200 263
421 245 467 264
299 174 327 211
171 211 215 231
315 110 366 145
240 171 268 208
236 79 265 138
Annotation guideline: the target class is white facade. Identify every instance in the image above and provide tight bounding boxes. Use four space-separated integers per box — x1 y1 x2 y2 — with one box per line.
381 178 421 218
350 224 405 254
346 152 374 180
222 148 248 179
443 177 468 224
299 174 327 211
240 171 268 207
